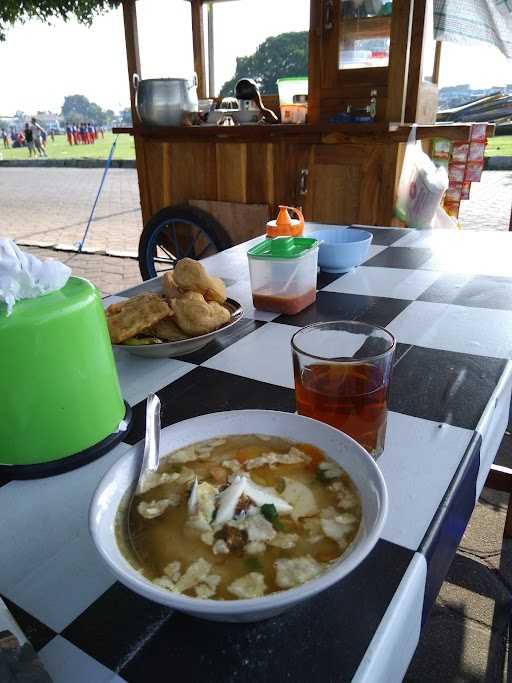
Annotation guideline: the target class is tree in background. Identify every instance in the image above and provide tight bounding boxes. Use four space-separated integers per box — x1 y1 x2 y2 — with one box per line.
104 109 115 125
0 0 121 41
119 107 132 125
219 31 308 98
61 94 109 124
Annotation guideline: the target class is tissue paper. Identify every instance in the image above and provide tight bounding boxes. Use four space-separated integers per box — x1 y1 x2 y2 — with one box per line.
0 240 71 316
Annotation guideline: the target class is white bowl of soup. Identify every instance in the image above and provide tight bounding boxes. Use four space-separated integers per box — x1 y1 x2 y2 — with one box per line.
89 410 387 623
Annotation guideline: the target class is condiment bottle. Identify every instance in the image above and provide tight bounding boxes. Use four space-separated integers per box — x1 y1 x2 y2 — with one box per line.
247 236 319 315
266 205 304 238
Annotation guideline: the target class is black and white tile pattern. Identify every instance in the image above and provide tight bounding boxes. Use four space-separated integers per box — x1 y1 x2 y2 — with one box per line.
1 226 511 683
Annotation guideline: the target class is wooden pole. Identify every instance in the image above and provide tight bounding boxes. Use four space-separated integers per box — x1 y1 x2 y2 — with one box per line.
307 0 322 125
122 0 142 124
404 0 426 122
386 0 415 123
191 0 206 99
432 41 443 85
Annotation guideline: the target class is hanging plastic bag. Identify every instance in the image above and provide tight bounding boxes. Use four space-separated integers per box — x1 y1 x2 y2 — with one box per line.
395 125 452 229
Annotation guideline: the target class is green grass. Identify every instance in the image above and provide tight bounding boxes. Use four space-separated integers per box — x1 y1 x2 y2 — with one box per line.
3 129 508 160
0 132 135 161
485 135 512 157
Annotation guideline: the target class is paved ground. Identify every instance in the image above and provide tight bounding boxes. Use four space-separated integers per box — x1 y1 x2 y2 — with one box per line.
458 171 512 232
1 169 511 270
0 167 142 256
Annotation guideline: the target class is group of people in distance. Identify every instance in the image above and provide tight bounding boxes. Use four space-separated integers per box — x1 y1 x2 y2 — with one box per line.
0 118 52 158
65 123 104 145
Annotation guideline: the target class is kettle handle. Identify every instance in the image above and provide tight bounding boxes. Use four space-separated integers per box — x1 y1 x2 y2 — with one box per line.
189 72 198 90
132 73 140 91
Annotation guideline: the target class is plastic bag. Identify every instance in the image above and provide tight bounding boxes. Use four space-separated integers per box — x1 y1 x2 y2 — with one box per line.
395 125 450 229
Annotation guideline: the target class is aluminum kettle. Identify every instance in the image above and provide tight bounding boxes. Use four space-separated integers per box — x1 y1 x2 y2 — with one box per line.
133 74 198 126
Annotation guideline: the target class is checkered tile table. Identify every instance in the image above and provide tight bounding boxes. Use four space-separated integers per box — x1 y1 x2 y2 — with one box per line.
2 225 512 683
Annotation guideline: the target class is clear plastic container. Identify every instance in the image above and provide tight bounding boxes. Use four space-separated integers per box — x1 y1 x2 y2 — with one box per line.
277 77 308 106
280 103 307 124
247 236 319 315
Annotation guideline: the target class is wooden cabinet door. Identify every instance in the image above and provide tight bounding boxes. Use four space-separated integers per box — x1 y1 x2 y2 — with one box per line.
271 142 312 213
304 143 399 226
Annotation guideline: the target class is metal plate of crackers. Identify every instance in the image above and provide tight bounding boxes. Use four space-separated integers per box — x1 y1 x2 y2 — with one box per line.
105 259 243 358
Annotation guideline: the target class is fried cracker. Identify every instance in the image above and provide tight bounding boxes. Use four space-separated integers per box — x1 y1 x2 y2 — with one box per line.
161 271 182 303
107 293 171 344
147 316 189 342
105 301 125 317
173 258 226 304
171 291 230 336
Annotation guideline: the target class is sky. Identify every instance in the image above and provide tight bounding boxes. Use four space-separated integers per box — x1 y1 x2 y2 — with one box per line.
0 0 511 117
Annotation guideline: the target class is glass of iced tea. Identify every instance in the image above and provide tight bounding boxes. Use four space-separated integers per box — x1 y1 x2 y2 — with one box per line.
291 321 396 458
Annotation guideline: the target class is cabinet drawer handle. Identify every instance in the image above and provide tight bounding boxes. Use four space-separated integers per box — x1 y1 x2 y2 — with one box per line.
299 168 309 195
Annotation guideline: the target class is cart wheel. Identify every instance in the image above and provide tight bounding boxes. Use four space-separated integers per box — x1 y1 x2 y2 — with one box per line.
138 204 233 280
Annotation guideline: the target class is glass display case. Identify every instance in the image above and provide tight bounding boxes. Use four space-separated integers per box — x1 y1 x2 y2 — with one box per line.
338 0 393 70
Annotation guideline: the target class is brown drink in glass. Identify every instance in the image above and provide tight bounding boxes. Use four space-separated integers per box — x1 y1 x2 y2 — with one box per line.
292 321 395 458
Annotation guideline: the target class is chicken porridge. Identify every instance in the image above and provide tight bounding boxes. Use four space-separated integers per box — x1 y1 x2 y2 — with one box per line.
117 435 362 600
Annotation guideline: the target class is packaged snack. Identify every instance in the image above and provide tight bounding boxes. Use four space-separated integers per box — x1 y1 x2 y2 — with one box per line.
444 200 460 218
464 160 484 182
470 123 487 142
431 138 452 160
446 181 462 202
448 163 466 183
461 181 471 200
468 142 486 161
451 143 469 163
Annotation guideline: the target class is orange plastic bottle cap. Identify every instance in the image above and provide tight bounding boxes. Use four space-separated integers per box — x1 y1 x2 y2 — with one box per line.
266 205 304 238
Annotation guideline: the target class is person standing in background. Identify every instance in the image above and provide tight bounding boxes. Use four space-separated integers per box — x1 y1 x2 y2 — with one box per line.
66 123 73 145
31 118 47 158
99 125 104 139
49 129 55 143
24 123 34 158
1 129 9 148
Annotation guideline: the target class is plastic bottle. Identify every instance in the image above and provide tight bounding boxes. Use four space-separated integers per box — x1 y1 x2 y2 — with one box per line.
266 205 304 238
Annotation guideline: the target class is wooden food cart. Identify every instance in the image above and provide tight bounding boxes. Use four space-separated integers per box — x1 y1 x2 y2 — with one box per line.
115 0 479 279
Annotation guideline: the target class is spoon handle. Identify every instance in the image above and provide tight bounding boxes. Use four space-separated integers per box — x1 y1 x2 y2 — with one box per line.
142 393 161 474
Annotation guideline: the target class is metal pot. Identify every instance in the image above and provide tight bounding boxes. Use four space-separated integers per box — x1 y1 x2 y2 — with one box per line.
133 74 198 126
